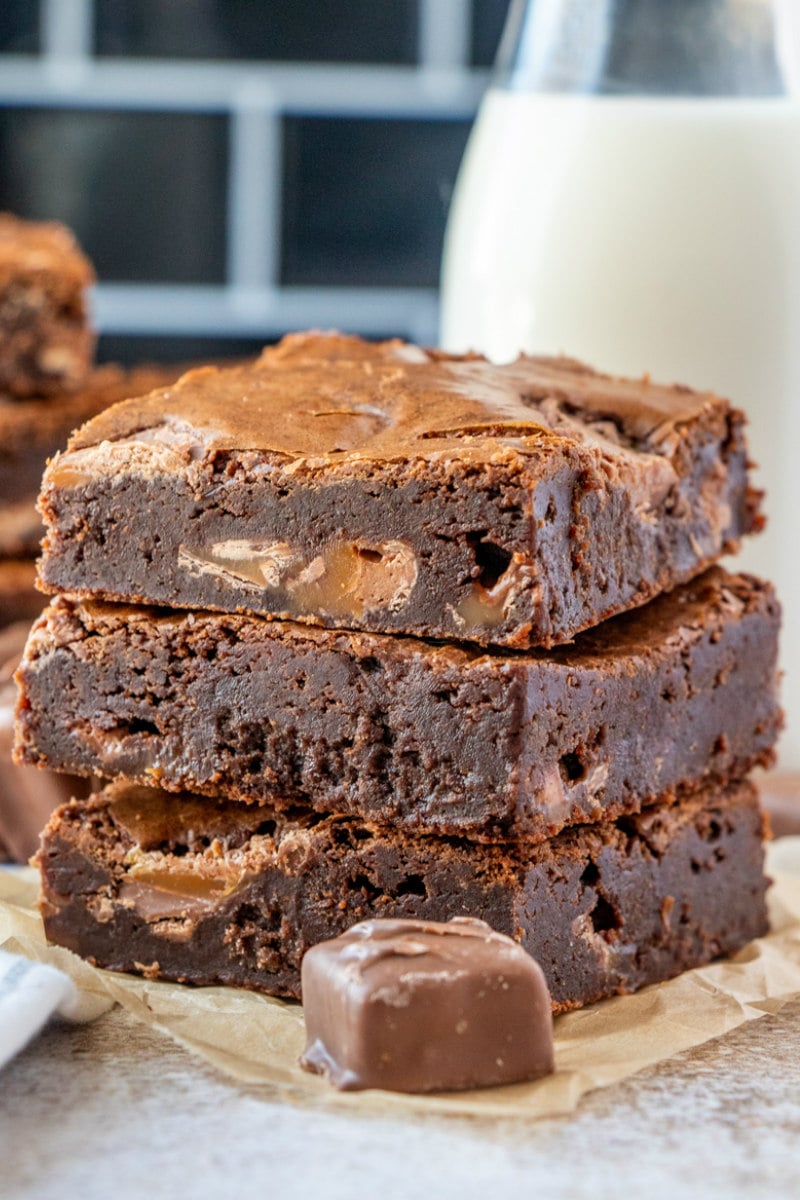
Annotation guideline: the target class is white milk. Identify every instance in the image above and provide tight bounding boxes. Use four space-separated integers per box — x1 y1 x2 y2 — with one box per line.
441 90 800 767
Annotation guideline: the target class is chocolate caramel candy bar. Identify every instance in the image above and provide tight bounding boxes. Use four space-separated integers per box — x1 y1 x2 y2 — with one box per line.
300 917 554 1093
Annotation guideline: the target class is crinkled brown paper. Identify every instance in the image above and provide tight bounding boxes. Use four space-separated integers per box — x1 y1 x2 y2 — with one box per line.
2 839 800 1119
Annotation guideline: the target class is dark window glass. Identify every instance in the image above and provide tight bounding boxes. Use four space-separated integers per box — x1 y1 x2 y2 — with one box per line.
282 117 471 288
0 0 39 53
98 333 423 366
0 109 228 284
471 0 511 67
96 0 419 64
97 335 269 367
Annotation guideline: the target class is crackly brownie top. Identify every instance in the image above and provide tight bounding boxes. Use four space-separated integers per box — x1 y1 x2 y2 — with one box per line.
0 212 95 288
53 332 720 479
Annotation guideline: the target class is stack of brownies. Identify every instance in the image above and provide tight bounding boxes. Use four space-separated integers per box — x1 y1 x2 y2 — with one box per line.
0 212 187 861
15 332 782 1012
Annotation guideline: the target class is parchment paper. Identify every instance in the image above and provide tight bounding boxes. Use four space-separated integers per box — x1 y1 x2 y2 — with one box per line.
2 839 800 1119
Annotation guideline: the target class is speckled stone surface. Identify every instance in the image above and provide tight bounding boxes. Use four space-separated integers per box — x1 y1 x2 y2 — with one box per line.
2 999 800 1200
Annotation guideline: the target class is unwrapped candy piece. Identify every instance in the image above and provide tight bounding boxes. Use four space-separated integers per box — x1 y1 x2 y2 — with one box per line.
300 918 554 1093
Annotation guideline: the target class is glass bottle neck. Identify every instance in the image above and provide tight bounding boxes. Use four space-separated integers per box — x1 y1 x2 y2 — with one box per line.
495 0 794 96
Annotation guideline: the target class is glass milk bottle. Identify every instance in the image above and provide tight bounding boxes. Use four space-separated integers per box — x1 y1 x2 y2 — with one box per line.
441 0 800 767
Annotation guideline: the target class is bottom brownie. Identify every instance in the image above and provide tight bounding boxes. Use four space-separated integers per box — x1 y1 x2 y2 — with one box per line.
36 780 768 1012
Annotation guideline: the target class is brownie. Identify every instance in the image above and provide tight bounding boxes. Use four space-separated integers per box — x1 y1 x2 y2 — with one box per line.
0 363 195 556
36 332 761 649
0 621 90 863
36 778 769 1010
15 569 782 842
0 213 95 397
0 559 40 627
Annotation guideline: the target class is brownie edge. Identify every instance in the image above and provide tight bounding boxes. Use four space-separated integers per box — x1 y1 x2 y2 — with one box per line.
36 779 769 1011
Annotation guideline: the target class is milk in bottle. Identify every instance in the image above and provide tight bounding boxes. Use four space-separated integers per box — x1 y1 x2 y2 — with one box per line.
441 0 800 766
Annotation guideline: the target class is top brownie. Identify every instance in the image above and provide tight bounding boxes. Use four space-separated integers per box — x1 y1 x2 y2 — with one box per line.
0 213 95 397
37 332 760 648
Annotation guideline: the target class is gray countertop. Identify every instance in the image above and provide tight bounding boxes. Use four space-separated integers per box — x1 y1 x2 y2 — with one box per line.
2 996 799 1200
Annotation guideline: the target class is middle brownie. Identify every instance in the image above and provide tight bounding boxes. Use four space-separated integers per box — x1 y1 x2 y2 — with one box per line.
15 567 781 842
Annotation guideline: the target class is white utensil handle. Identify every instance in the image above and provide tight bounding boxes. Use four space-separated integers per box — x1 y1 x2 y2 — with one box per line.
0 949 78 1070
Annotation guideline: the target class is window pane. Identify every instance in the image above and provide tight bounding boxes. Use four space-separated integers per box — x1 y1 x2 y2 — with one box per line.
0 109 228 284
0 0 39 53
471 0 511 67
97 335 269 366
95 0 419 64
282 117 471 287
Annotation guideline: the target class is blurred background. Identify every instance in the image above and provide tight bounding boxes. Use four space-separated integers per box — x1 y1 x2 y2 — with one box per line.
0 0 511 363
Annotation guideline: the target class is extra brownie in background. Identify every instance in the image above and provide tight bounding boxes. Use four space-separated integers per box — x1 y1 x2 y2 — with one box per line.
36 332 762 649
0 362 198 558
36 777 768 1009
760 773 800 838
0 211 245 558
0 622 91 864
0 213 95 398
0 560 40 627
0 212 244 864
15 569 782 842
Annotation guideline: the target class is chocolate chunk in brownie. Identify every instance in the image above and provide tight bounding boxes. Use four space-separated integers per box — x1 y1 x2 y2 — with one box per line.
15 569 782 842
0 213 95 397
37 332 761 648
36 778 769 1010
300 918 554 1092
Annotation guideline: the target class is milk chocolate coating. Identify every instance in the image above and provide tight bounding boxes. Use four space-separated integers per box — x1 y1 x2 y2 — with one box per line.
37 332 761 649
300 918 554 1093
